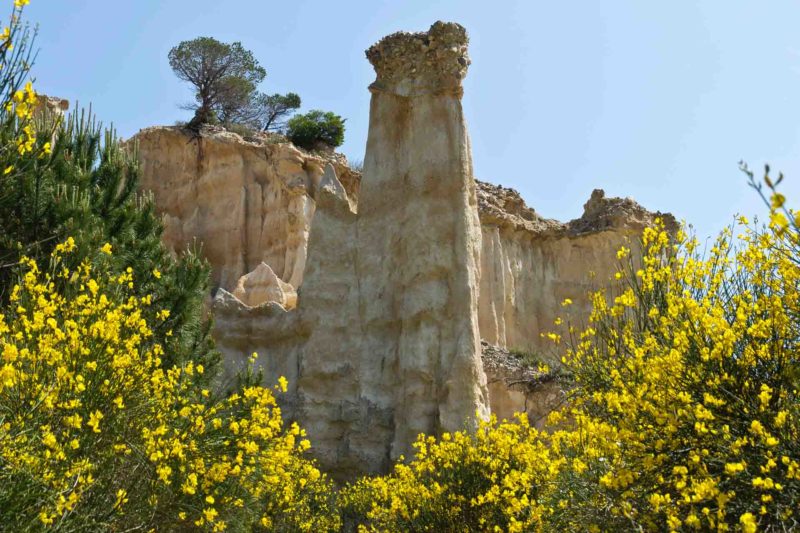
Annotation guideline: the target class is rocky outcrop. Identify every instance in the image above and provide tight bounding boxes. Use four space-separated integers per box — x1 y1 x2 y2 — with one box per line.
355 20 489 461
232 262 297 309
130 126 360 300
477 182 676 361
35 94 70 116
143 21 491 479
34 95 70 147
132 108 674 367
133 22 676 478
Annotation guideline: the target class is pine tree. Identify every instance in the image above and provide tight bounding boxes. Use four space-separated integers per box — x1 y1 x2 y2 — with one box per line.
0 107 219 374
0 5 216 377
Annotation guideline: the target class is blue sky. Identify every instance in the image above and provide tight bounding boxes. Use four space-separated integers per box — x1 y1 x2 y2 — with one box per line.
23 1 800 240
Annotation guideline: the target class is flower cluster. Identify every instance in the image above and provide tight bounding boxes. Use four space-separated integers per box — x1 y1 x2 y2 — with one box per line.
342 414 559 532
545 206 800 530
0 0 51 172
0 242 337 531
343 178 800 532
4 80 39 155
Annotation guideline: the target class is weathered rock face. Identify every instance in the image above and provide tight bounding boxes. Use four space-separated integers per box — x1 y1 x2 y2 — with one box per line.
133 22 675 478
356 20 489 460
35 94 70 116
34 95 70 146
137 22 490 479
287 21 491 474
232 262 297 309
131 126 360 299
477 183 676 361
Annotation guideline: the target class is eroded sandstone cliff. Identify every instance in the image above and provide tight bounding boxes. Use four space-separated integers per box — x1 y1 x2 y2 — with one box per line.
477 183 676 362
481 341 566 428
131 126 360 305
137 22 490 478
132 22 676 476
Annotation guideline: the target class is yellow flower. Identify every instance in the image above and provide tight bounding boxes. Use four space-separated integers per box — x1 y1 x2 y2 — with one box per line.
157 465 172 484
739 512 757 533
87 410 104 433
100 242 113 255
114 489 128 508
64 414 82 429
1 255 338 531
41 430 57 449
203 507 218 522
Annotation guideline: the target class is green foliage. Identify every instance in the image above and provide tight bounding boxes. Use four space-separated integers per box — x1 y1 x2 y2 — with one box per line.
0 7 336 531
507 347 545 369
221 91 301 132
0 9 48 179
168 37 266 128
213 75 260 126
4 3 800 531
167 37 302 134
0 106 218 373
223 121 259 139
286 110 345 150
258 92 301 131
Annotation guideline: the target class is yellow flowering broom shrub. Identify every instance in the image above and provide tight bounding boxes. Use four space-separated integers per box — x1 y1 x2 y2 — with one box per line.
341 414 560 532
545 167 800 532
0 243 338 531
343 169 800 532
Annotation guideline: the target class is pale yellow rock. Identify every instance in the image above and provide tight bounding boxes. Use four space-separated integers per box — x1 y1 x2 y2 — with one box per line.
34 94 69 116
34 95 69 146
231 262 297 309
129 126 359 292
477 183 676 362
133 24 677 479
213 21 491 478
357 20 490 462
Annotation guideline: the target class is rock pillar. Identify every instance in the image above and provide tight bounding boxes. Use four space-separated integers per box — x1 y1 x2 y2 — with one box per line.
359 21 489 459
211 21 491 479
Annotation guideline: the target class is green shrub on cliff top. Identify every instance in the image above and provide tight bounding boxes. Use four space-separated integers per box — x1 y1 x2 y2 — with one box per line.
286 109 345 150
